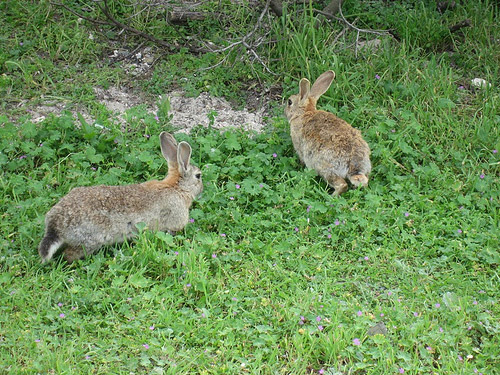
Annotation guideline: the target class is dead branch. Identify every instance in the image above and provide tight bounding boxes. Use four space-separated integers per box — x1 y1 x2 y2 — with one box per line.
98 0 208 54
203 0 276 75
449 19 471 33
52 0 209 54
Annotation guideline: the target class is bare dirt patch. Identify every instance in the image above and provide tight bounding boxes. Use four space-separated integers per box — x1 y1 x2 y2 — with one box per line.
23 86 269 133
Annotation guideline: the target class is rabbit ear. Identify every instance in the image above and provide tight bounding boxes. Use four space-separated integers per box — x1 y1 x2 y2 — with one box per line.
309 70 335 100
299 78 311 101
177 141 192 174
159 132 178 163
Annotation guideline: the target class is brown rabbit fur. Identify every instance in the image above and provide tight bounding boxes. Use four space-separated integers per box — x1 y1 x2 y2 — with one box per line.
38 132 203 263
285 70 371 195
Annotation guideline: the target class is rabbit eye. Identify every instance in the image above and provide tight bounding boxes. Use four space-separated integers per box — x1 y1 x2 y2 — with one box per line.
195 173 201 179
288 99 293 106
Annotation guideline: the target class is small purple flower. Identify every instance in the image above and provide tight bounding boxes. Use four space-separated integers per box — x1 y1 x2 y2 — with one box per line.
399 368 405 374
364 256 369 261
316 316 321 322
439 327 444 333
57 302 63 307
391 129 396 133
334 219 340 226
149 325 155 330
473 300 478 305
435 303 440 308
39 143 43 147
413 312 419 317
174 251 179 255
327 234 332 239
458 85 465 90
19 42 24 46
272 153 277 158
144 134 150 139
143 344 149 349
404 212 410 217
154 115 159 122
189 218 195 223
426 346 432 351
235 184 240 189
493 149 498 154
259 183 264 188
318 325 324 331
59 313 65 318
19 155 27 159
212 253 217 258
353 338 361 346
300 316 305 321
35 339 41 343
357 311 363 317
229 196 234 200
375 74 381 80
220 233 226 237
85 355 91 360
458 355 463 361
457 229 462 234
387 291 392 296
294 227 299 232
479 173 485 179
186 283 191 287
201 313 206 318
307 205 311 213
380 313 385 317
319 369 325 375
298 320 304 325
232 297 237 301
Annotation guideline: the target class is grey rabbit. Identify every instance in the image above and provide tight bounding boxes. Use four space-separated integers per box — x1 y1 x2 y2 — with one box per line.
285 70 371 195
38 132 203 263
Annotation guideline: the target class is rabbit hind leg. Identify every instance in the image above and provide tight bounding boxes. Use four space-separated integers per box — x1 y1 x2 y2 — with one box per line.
63 246 86 263
325 175 348 196
348 174 369 188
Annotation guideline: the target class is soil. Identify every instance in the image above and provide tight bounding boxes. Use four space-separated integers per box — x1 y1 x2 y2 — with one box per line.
16 45 282 133
25 85 271 134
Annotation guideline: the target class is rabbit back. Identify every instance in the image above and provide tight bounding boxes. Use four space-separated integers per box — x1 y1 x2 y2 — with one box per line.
291 110 371 179
45 183 192 253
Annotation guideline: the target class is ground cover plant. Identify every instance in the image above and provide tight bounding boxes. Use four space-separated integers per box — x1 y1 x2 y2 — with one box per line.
1 0 499 374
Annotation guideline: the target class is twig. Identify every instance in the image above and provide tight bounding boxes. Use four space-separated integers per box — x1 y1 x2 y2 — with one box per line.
449 19 471 33
204 0 277 75
336 5 390 37
50 1 108 25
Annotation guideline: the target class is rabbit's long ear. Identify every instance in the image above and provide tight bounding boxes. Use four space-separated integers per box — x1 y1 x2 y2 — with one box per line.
299 78 311 102
160 132 178 163
177 141 192 174
310 70 335 100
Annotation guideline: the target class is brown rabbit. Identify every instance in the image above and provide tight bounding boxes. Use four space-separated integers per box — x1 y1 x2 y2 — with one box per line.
285 70 371 195
38 132 203 263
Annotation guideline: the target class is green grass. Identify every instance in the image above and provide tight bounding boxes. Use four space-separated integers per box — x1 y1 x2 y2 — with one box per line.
1 0 499 374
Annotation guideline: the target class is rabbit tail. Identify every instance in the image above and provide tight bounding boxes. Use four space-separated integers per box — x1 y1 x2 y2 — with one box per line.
38 223 63 263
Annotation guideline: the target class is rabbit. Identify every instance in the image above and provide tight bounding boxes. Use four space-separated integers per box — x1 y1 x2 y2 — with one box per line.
285 70 371 196
38 132 203 263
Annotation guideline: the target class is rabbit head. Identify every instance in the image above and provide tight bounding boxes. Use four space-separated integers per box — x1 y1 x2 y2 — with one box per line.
285 70 335 123
146 132 203 198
